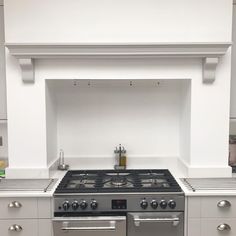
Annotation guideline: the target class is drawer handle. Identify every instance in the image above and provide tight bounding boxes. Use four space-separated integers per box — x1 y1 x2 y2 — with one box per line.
8 201 22 208
61 221 116 231
217 223 231 232
217 200 231 208
133 216 180 227
8 224 23 232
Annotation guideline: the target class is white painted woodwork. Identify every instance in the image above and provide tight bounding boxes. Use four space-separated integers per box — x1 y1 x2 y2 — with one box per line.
230 5 236 120
187 197 201 218
188 196 236 218
4 0 233 178
0 4 6 119
38 198 52 218
0 197 52 219
0 197 52 236
201 197 236 218
201 218 236 236
0 219 52 236
0 219 38 236
188 219 201 236
0 198 38 219
38 219 52 236
18 58 34 83
6 43 231 83
202 57 219 83
4 0 232 42
187 196 236 236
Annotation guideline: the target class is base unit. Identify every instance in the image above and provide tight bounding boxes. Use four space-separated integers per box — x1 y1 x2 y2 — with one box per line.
187 196 236 236
188 219 201 236
38 219 52 236
201 218 235 236
0 219 38 236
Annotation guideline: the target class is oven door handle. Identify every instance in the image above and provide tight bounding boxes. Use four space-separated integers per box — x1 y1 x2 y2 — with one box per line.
61 221 116 231
133 216 180 227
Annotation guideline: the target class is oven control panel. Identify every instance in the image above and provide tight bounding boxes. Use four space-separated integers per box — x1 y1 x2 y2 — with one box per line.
54 194 184 214
112 199 127 209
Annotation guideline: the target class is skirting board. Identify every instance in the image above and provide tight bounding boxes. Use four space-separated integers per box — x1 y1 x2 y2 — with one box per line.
178 158 232 178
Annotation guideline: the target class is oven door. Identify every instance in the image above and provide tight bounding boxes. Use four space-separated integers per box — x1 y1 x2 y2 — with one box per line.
53 216 126 236
128 212 184 236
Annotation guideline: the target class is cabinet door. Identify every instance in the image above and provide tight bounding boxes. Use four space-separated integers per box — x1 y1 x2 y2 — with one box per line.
201 218 235 236
0 219 38 236
0 197 38 219
0 3 7 120
128 212 184 236
38 219 52 236
187 197 201 218
53 216 126 236
201 197 236 218
188 219 201 236
38 198 52 218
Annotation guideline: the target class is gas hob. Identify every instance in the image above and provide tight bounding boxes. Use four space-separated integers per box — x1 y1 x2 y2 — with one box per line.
54 169 184 215
55 169 182 193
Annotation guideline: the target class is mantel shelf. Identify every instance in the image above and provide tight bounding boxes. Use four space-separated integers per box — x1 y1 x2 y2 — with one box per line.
5 42 231 83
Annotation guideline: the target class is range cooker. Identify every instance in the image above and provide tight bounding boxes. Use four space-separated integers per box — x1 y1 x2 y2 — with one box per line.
53 169 184 236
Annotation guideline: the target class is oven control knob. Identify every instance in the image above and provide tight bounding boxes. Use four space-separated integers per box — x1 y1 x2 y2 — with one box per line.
80 200 88 210
160 200 167 209
168 200 176 209
62 201 70 211
71 201 79 210
150 200 158 209
90 200 98 210
140 199 148 209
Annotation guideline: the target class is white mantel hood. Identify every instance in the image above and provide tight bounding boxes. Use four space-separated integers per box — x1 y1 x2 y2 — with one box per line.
5 42 231 83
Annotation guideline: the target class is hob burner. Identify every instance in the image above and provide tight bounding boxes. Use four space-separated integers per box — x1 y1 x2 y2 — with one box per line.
102 172 134 188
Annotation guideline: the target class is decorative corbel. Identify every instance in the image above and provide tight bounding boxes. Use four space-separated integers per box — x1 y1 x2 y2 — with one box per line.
19 58 34 82
202 57 219 83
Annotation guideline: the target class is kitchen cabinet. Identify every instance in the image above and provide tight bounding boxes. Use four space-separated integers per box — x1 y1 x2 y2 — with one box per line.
0 1 7 120
0 219 38 236
187 196 236 236
0 197 52 236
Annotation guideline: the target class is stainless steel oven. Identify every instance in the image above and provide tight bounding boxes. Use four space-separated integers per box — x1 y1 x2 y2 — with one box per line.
53 216 126 236
53 169 184 236
128 212 184 236
53 212 183 236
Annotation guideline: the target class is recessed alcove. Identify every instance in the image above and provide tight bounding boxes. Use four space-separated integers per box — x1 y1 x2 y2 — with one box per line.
45 79 191 171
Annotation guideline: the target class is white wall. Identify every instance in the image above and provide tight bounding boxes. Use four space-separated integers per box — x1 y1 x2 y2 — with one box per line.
0 3 7 120
48 79 184 159
4 0 232 43
46 82 57 166
230 4 236 133
179 81 191 165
